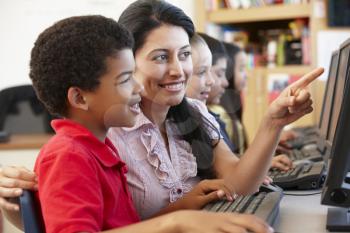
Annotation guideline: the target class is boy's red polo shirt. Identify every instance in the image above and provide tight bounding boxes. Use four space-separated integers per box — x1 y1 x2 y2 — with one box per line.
34 119 140 233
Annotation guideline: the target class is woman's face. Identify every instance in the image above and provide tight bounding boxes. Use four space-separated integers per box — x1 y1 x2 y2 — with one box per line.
186 42 213 104
234 51 247 91
207 57 228 105
134 24 192 107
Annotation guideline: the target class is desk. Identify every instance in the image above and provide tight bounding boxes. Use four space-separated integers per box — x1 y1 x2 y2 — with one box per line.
0 133 52 150
275 190 344 233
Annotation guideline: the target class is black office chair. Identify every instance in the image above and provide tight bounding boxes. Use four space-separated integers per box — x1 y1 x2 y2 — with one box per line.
0 85 54 135
19 190 45 233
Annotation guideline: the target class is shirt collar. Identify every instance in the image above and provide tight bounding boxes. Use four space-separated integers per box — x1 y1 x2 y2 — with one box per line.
121 111 155 132
51 119 125 169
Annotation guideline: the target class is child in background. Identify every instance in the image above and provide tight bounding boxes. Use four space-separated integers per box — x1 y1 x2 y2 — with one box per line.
221 41 294 171
197 33 293 171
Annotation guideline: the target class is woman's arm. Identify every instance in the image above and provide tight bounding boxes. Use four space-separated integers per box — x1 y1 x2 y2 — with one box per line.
152 179 234 217
213 68 324 195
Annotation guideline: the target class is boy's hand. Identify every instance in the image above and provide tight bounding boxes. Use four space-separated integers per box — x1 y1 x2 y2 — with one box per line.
178 179 235 210
0 166 37 211
267 68 324 128
175 210 274 233
271 154 293 171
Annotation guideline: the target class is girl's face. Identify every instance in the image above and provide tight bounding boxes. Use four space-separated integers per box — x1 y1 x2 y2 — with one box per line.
207 57 228 105
234 51 247 91
186 42 214 104
134 24 192 107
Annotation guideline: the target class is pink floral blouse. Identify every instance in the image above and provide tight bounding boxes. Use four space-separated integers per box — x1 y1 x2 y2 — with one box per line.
107 98 221 219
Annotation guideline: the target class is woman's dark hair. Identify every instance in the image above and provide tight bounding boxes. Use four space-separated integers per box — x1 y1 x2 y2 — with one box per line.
198 33 227 65
119 0 194 52
29 15 134 116
119 0 219 178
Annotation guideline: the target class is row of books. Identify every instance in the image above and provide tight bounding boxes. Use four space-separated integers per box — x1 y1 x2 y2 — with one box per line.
205 0 310 11
206 21 311 68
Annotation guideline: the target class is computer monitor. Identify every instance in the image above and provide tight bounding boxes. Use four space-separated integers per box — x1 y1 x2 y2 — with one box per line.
326 39 350 146
314 50 339 155
317 50 339 152
321 42 350 232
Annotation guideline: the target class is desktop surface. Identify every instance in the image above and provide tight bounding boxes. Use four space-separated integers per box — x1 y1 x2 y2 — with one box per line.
0 133 52 150
276 190 343 233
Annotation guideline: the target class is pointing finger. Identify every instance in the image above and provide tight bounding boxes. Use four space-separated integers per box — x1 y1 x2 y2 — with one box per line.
290 67 324 93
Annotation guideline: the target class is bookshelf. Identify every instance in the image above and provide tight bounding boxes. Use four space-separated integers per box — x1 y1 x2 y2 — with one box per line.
194 0 329 142
208 4 311 23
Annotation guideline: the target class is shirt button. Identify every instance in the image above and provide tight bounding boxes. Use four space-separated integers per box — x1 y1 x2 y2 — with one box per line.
177 188 182 194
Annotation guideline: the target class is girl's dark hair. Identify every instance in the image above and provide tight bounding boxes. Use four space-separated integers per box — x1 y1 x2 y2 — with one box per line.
198 33 227 65
221 42 243 120
220 42 247 153
190 33 207 47
119 0 219 178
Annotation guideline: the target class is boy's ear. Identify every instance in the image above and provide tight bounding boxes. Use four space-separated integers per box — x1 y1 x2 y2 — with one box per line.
67 87 89 111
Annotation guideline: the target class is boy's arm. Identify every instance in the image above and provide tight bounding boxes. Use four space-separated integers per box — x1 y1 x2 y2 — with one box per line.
88 210 273 233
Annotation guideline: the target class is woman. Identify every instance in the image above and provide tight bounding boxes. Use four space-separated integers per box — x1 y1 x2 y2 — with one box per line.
0 0 322 232
109 0 321 219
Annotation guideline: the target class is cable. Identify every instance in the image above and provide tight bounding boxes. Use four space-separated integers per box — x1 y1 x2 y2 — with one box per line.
283 191 322 196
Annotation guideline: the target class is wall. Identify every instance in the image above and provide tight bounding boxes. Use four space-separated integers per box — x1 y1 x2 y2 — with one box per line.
0 1 194 232
0 0 195 91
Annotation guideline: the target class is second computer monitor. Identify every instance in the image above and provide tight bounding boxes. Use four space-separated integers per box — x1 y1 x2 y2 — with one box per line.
327 39 350 146
318 50 339 140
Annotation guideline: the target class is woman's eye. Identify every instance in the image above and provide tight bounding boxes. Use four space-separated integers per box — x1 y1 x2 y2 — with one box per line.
153 54 168 61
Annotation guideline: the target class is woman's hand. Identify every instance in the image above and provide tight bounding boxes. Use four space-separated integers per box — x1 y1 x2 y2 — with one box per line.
178 179 235 210
267 68 324 128
0 166 37 211
271 154 293 171
174 210 274 233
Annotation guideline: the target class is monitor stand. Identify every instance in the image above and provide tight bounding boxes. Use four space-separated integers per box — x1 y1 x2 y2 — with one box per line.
326 208 350 232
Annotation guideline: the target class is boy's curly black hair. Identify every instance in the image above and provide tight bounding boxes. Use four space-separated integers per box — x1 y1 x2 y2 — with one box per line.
29 15 134 117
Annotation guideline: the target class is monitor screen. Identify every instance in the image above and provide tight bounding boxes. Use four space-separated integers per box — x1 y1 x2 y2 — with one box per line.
321 64 350 231
318 51 339 139
327 44 350 142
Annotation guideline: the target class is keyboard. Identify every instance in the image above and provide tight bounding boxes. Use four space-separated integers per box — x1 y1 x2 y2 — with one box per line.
203 184 283 226
284 136 318 149
287 148 324 162
292 125 317 134
268 161 326 190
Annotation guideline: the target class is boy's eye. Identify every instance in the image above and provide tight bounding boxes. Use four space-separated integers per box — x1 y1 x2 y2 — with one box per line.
118 76 131 85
